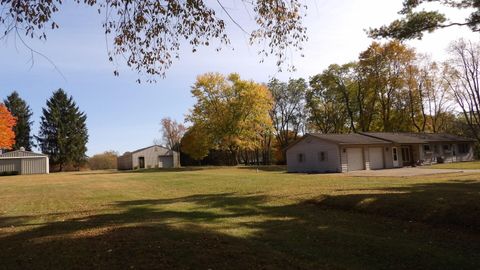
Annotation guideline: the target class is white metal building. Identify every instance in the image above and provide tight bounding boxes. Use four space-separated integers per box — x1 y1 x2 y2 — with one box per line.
117 145 180 170
0 148 49 175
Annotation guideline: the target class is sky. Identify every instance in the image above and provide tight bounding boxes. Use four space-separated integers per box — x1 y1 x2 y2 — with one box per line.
0 0 478 156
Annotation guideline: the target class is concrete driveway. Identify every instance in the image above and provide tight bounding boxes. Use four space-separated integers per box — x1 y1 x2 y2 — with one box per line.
346 167 480 177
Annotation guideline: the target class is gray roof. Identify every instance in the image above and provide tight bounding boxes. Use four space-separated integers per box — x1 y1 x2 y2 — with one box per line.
286 132 476 150
309 133 390 145
131 145 172 154
0 150 48 158
407 133 476 142
360 132 476 144
360 132 427 144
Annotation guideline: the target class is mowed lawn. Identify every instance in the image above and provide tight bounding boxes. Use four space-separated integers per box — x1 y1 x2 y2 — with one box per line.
426 160 480 170
1 168 480 270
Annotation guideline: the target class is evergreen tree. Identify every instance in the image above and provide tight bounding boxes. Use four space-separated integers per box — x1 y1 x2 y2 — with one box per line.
37 89 88 171
4 91 33 150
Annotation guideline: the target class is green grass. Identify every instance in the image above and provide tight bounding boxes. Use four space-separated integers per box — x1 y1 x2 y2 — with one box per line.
1 167 480 269
425 160 480 169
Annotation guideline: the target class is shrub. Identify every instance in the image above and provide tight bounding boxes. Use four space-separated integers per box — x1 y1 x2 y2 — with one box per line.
0 171 19 176
88 151 118 170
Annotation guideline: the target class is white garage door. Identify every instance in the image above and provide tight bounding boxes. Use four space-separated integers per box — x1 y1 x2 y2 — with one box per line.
369 147 384 170
347 148 364 171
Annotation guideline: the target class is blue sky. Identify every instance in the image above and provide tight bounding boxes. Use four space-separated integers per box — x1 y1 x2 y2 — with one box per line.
0 0 477 155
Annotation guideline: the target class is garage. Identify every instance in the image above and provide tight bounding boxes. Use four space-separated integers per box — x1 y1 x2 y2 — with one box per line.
346 148 364 171
369 147 384 170
158 155 174 168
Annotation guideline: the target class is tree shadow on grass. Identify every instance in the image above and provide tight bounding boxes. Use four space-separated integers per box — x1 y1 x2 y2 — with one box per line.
1 182 480 269
308 179 480 231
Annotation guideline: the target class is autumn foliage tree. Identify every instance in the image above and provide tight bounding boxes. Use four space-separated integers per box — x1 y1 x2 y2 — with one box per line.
88 151 118 170
0 104 16 150
184 73 273 165
180 125 212 162
4 91 34 150
305 40 454 135
0 1 307 81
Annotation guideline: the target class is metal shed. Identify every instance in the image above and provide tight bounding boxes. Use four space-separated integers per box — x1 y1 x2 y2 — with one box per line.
0 149 49 175
117 145 180 170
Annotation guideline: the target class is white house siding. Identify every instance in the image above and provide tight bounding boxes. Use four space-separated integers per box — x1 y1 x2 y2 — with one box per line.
369 145 404 169
287 137 340 173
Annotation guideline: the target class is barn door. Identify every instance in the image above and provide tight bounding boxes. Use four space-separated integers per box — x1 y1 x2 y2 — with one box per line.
138 157 145 169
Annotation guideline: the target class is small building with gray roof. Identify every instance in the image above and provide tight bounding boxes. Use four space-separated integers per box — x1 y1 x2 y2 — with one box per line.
0 148 49 175
117 145 180 170
286 133 475 173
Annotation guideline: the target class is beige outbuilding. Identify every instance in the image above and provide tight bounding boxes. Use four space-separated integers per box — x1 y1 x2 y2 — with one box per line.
117 145 180 170
0 148 49 175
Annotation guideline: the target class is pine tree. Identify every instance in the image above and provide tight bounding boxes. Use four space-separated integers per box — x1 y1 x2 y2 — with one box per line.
37 89 88 171
4 91 33 150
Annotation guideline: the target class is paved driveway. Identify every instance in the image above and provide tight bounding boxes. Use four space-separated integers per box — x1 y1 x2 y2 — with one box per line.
346 167 480 177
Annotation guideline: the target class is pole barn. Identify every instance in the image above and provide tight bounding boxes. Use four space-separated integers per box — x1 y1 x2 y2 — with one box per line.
0 148 49 175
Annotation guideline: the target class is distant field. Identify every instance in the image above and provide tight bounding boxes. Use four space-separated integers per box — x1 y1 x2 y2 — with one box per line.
426 160 480 169
1 167 479 269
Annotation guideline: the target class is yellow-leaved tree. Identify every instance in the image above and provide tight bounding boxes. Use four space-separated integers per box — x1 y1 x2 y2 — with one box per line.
184 73 273 165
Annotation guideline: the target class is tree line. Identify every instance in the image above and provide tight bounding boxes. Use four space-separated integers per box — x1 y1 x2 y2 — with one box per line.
179 39 480 165
0 89 89 171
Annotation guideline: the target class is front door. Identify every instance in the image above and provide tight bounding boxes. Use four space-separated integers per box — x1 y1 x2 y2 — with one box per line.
392 147 400 167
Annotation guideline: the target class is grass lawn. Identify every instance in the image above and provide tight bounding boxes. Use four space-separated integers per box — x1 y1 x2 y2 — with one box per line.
1 167 480 269
425 160 480 169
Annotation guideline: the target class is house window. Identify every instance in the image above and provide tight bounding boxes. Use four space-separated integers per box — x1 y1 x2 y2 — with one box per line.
458 143 470 154
443 144 450 151
423 144 431 153
318 152 328 162
298 153 305 163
